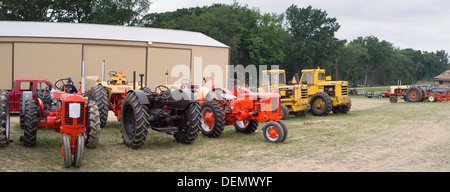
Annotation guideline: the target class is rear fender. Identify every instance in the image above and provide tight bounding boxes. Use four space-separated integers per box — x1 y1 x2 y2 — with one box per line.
127 90 149 105
21 91 33 116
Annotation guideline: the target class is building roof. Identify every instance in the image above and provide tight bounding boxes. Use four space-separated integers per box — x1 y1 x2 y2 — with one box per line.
0 21 229 48
434 70 450 81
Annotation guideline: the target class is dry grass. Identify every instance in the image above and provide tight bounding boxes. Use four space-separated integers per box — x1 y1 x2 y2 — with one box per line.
1 96 450 172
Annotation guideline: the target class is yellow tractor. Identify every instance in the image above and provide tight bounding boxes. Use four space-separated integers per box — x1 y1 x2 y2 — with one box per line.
260 67 351 117
258 70 310 119
89 71 140 127
300 67 351 115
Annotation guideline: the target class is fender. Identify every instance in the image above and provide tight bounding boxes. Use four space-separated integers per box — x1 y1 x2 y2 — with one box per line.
167 89 198 110
21 91 34 116
127 89 149 105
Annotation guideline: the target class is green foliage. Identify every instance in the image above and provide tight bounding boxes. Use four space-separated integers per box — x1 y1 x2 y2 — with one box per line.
1 1 448 85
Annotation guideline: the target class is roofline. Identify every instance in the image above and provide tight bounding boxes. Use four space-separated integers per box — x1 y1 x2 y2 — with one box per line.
0 21 229 48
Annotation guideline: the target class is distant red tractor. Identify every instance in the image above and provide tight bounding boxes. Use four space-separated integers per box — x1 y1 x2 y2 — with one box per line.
185 78 288 143
21 78 101 168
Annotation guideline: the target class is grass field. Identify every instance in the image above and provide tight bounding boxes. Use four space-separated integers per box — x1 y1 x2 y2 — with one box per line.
1 95 450 172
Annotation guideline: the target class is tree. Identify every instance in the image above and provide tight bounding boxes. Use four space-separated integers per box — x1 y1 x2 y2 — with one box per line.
0 0 54 21
284 5 344 76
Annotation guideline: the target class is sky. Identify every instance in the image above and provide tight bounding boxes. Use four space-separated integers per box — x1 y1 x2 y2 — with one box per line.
147 0 450 53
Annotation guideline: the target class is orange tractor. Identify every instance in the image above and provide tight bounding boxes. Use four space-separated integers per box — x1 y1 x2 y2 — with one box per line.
21 78 101 168
183 78 288 143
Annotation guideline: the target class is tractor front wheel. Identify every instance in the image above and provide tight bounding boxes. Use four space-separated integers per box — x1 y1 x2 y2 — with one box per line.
62 134 72 168
262 121 285 143
72 135 85 168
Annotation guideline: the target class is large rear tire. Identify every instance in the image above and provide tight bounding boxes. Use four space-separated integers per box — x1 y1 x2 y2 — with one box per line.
23 99 38 147
310 92 332 116
120 91 149 149
85 100 101 148
405 87 423 102
0 90 10 147
173 103 201 144
89 85 109 128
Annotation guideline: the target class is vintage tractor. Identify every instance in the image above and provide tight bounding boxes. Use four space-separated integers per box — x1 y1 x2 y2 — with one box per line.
258 69 310 119
388 85 410 103
404 85 450 102
89 71 138 127
299 67 351 116
182 77 288 143
261 67 351 116
119 74 201 149
21 78 101 168
0 89 11 147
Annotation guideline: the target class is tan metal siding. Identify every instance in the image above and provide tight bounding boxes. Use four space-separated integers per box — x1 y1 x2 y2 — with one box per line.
83 45 146 90
14 43 82 88
146 47 191 89
0 43 12 89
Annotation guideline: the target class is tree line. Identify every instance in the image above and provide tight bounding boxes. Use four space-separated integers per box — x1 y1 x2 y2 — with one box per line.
1 1 448 86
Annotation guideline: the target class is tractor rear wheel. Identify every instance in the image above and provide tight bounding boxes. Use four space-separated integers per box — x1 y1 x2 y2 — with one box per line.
85 100 101 148
310 92 332 116
234 120 258 134
89 85 109 128
174 103 201 144
405 87 423 102
200 100 225 138
262 121 285 143
0 90 10 147
23 99 38 147
120 91 149 149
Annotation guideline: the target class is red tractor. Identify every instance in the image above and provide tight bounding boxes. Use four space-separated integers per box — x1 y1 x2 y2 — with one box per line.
21 78 101 168
184 78 288 143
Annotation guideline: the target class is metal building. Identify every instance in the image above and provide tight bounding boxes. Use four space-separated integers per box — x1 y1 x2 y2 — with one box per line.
0 21 229 91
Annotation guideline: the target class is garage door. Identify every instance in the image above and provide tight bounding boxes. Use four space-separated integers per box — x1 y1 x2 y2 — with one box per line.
83 45 146 90
0 43 12 89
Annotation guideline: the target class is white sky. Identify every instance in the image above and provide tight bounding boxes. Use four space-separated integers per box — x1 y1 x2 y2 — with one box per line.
148 0 450 53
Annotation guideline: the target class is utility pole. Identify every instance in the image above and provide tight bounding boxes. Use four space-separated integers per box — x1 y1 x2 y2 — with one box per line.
335 59 338 81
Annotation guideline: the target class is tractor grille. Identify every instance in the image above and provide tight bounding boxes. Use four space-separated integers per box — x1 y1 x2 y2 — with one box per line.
64 102 85 125
341 86 348 96
301 88 308 99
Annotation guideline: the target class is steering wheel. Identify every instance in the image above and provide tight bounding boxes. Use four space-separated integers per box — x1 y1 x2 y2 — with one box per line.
155 85 171 99
54 79 73 90
109 71 117 77
37 88 51 99
180 79 192 89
